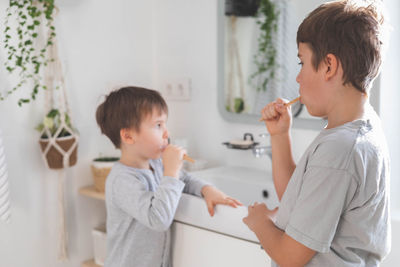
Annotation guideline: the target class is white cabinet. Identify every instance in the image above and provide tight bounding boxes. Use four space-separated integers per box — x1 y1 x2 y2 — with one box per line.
172 222 271 267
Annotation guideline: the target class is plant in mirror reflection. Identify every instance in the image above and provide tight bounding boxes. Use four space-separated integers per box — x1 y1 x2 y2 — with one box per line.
251 0 279 92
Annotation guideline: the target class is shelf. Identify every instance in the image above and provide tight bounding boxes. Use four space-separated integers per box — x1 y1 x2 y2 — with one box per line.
79 186 105 200
81 259 101 267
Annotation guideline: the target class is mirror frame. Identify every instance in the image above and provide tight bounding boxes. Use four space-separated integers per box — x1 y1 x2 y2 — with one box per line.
217 0 326 130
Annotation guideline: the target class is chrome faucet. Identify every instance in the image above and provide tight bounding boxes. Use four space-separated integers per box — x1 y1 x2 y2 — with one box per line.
252 133 272 159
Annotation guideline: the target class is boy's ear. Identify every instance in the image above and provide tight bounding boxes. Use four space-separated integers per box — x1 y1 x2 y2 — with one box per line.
324 53 339 80
120 128 136 145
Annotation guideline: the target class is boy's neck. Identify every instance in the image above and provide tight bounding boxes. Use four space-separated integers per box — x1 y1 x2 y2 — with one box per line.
325 86 368 129
119 148 150 170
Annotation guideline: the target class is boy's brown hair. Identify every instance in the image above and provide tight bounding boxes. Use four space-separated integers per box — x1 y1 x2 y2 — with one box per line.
96 86 168 148
297 0 387 93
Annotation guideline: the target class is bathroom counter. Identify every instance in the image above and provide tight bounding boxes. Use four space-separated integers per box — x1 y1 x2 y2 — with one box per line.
175 166 279 243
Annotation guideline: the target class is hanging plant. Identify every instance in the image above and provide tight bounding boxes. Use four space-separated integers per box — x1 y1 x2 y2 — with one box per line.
35 108 78 169
35 108 74 139
2 0 56 106
251 0 279 92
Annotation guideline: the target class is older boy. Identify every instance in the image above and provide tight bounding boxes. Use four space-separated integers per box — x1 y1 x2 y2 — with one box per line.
96 86 242 267
243 1 390 266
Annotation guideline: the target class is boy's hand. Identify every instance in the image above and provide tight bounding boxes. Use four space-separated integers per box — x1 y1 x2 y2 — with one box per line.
201 185 243 216
162 145 186 178
260 98 292 136
243 202 278 232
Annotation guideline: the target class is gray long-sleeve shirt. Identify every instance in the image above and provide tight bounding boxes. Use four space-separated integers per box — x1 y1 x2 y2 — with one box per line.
104 158 209 267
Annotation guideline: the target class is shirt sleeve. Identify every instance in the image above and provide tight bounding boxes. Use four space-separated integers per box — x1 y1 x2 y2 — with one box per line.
179 170 212 197
110 173 185 232
285 166 358 253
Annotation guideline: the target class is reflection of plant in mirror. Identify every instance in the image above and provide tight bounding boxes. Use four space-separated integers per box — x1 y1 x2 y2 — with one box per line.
251 0 279 92
234 97 244 113
225 97 245 113
2 0 56 106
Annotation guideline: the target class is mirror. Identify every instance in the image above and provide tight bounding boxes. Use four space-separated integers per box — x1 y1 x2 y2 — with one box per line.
217 0 327 129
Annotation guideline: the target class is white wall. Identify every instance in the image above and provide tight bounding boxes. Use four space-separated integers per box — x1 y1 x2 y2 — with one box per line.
0 0 154 266
380 0 400 212
380 0 400 265
0 0 398 266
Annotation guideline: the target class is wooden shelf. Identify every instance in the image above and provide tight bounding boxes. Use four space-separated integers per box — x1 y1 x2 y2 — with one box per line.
79 186 105 200
81 259 101 267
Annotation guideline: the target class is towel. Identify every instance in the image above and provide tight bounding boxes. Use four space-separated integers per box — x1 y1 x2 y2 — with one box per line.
0 130 10 223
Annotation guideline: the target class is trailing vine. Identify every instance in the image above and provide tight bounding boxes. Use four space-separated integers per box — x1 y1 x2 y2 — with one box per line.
2 0 56 106
251 0 279 92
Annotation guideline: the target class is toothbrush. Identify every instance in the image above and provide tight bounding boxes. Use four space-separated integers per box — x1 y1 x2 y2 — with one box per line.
183 154 195 163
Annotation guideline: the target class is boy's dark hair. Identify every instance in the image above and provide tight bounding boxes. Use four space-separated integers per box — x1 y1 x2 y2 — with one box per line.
96 86 168 148
297 0 387 93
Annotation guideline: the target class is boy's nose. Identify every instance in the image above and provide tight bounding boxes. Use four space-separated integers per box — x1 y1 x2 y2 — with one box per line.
296 73 300 84
163 129 169 140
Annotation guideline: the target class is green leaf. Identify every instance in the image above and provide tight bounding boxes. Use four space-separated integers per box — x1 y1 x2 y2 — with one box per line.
18 98 30 106
34 62 41 74
16 56 22 66
47 109 59 118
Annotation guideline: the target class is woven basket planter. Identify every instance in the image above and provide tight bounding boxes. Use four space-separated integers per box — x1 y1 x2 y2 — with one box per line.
91 157 119 192
39 135 78 169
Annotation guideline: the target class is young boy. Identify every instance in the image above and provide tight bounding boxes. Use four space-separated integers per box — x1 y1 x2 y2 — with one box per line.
243 0 390 266
96 86 242 267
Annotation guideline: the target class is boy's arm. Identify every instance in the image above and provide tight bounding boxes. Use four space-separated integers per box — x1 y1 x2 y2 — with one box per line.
261 99 296 200
179 171 243 216
244 207 316 266
271 133 296 200
111 173 185 232
179 170 212 197
245 164 358 265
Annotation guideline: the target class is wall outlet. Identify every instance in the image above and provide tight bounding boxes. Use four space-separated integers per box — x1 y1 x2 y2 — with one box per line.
161 78 192 101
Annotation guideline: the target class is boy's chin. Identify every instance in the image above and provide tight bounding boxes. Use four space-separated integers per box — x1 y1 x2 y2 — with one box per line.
150 152 162 160
305 106 326 118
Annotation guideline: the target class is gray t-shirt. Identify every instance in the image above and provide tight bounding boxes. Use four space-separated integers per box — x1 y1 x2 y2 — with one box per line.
104 158 209 267
273 106 391 267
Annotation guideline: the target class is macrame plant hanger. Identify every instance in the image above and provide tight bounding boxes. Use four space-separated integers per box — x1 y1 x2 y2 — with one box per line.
40 18 79 261
227 16 246 112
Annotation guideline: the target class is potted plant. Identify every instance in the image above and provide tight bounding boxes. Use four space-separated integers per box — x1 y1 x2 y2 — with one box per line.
36 108 78 169
2 0 57 106
91 156 120 192
251 0 279 92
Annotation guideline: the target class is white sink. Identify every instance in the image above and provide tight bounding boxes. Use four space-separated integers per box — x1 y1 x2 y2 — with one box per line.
174 165 279 243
